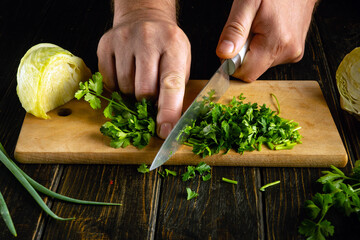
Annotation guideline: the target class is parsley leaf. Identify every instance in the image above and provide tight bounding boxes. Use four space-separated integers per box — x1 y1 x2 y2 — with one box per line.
182 162 211 182
195 162 211 175
182 166 196 181
158 169 177 178
137 163 150 174
299 160 360 239
186 187 199 200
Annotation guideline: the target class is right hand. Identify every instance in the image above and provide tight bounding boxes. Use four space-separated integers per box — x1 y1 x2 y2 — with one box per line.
97 8 191 139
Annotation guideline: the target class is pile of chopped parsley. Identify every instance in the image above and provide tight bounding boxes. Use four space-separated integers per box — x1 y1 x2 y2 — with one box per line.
178 90 302 158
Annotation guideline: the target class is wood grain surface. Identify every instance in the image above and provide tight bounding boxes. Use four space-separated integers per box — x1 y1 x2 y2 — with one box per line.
14 80 347 167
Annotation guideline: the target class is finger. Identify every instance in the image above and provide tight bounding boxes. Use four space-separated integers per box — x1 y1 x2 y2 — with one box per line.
134 49 160 101
97 35 117 91
115 50 135 95
216 0 260 59
156 50 190 139
233 34 275 82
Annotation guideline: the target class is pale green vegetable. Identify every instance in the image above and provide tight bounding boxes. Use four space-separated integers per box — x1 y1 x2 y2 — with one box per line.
17 43 91 119
336 47 360 119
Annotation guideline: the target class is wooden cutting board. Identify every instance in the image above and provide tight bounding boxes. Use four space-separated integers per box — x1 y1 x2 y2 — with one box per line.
14 80 348 167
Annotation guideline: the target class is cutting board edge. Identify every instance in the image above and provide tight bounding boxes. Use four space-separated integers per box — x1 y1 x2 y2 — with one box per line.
14 150 348 168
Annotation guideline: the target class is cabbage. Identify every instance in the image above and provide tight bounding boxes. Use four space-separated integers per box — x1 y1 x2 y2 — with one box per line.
17 43 91 119
336 47 360 120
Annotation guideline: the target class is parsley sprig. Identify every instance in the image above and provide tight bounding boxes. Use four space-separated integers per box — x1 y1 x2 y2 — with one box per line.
75 72 156 149
299 161 360 239
179 91 302 157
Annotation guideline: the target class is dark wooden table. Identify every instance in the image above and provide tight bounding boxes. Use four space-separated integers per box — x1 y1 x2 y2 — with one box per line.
1 0 359 239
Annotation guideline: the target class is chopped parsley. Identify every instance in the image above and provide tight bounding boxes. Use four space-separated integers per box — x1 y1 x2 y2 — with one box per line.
222 177 238 185
182 162 211 182
158 169 177 178
186 187 199 200
178 91 302 158
137 163 150 174
259 180 280 191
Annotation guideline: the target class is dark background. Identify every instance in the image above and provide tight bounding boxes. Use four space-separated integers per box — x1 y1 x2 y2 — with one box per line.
1 0 360 239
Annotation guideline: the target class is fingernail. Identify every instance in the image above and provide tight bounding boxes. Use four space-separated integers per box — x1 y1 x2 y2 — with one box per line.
218 40 234 54
158 123 173 139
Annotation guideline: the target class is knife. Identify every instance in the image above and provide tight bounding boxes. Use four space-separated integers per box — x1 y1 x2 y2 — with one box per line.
150 38 251 171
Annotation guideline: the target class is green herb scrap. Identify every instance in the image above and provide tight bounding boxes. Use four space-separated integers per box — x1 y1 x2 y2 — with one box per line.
158 168 177 178
179 92 302 158
299 161 360 239
75 72 156 149
222 177 238 185
137 163 150 174
186 187 199 200
259 180 281 192
182 162 211 182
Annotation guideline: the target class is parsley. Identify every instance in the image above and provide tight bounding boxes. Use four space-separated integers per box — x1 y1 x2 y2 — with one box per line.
137 163 149 174
299 161 360 239
179 92 302 158
222 177 238 185
182 166 196 181
202 173 211 182
259 180 280 191
186 187 199 200
158 169 177 178
181 162 211 182
75 72 156 149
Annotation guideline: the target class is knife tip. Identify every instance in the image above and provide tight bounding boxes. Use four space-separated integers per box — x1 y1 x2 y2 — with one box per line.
149 163 157 171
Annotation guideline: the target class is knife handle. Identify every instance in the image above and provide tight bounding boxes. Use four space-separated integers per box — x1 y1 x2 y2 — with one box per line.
223 35 252 75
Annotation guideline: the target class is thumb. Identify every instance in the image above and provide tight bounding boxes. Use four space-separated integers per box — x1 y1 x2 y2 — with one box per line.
216 0 260 59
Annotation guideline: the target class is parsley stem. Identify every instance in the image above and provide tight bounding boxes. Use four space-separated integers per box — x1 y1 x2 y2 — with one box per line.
90 90 138 115
259 180 280 191
270 93 281 115
222 177 238 185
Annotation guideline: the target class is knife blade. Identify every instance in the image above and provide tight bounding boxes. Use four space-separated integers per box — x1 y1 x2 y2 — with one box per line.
150 38 251 171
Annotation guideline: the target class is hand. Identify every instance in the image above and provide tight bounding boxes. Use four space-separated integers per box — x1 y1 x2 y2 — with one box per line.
97 7 191 139
216 0 317 82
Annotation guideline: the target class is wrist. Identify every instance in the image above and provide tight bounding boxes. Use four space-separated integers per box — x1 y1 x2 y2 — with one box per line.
113 0 177 25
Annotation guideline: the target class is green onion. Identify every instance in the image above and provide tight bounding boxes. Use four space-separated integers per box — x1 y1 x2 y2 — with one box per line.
0 191 17 237
0 150 74 221
0 142 121 236
222 177 238 185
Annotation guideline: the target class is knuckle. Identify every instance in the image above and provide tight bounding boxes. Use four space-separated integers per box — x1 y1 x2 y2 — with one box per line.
224 21 247 39
137 85 156 99
120 84 134 95
276 34 304 63
161 72 185 90
288 44 304 63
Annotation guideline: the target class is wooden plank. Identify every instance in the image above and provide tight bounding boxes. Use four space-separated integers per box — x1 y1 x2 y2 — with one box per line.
0 163 63 240
41 165 161 240
155 166 264 239
14 80 347 167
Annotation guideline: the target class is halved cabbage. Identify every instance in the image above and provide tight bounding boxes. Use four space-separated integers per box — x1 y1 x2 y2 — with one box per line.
17 43 91 119
336 47 360 120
